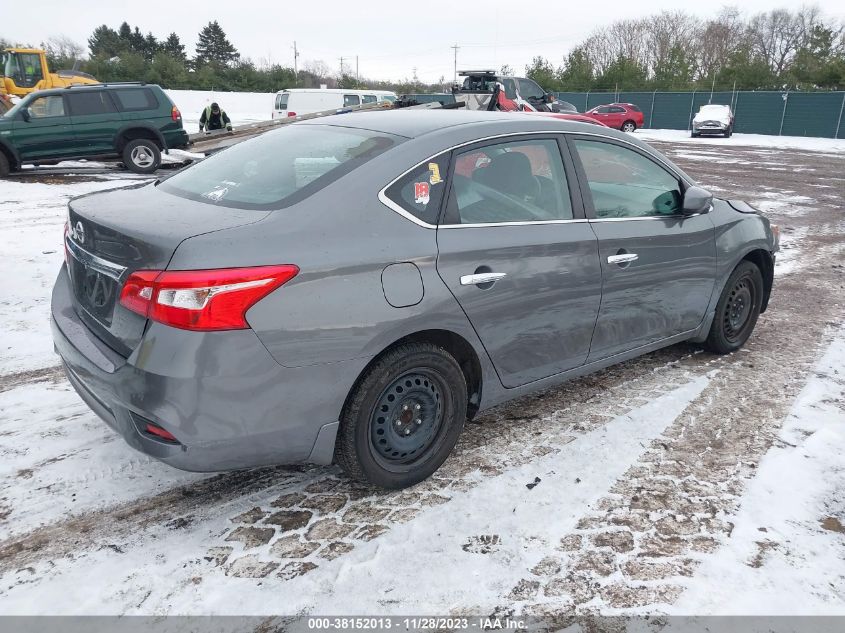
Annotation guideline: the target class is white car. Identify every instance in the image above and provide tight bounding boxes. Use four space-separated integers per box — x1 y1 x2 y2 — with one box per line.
692 104 734 137
272 89 396 119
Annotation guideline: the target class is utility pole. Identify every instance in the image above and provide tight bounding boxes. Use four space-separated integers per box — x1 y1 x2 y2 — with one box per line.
356 56 359 84
450 44 459 85
292 41 299 85
339 56 345 77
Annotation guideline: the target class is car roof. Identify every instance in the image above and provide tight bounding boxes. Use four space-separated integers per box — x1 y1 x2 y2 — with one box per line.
28 83 158 98
300 109 623 139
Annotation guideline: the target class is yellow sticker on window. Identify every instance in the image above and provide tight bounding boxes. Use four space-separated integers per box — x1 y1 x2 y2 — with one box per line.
429 162 443 185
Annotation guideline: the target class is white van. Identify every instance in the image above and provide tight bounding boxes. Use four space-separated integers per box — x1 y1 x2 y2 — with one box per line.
272 88 397 119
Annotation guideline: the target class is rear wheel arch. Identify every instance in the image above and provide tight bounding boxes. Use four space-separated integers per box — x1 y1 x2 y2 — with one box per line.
342 329 483 423
115 126 165 153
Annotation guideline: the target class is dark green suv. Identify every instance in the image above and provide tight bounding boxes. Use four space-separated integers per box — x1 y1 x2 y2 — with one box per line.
0 83 189 176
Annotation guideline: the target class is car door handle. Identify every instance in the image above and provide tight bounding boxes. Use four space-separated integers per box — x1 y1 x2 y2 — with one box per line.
607 253 638 265
460 272 507 286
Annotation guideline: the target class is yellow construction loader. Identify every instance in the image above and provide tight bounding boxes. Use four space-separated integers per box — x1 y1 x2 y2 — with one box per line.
0 48 98 113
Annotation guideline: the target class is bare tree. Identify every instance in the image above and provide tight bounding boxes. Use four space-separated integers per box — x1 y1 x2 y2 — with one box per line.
748 6 821 75
696 7 746 80
43 35 85 64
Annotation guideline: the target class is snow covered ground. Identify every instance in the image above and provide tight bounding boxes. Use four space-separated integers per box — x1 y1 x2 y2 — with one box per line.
638 128 845 153
0 134 843 619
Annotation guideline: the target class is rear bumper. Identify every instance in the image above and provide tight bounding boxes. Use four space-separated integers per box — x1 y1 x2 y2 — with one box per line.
51 266 352 472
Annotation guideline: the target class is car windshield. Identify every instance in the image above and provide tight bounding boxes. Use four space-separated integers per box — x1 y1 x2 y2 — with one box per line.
159 124 402 210
2 97 29 118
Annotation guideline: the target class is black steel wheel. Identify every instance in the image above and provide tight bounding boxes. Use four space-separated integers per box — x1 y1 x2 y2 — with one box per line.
705 260 764 354
335 342 467 489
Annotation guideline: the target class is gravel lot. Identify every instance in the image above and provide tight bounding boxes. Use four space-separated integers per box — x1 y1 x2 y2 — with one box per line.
0 136 843 617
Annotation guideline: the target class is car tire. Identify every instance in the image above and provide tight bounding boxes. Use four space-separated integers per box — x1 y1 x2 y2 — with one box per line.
122 139 161 174
335 342 467 489
0 151 9 178
704 260 764 354
621 120 637 132
726 126 733 138
691 131 700 138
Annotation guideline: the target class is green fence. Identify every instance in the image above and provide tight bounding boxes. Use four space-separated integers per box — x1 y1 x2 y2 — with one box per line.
554 90 845 138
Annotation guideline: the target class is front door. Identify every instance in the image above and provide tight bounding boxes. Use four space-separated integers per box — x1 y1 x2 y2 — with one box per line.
568 136 717 362
12 94 76 161
436 136 603 388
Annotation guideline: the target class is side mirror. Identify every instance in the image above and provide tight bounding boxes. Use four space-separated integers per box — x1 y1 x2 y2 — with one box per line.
20 108 31 122
682 185 713 215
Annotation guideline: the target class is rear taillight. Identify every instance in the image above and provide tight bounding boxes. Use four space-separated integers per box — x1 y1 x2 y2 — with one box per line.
119 265 299 331
287 111 297 117
171 105 181 121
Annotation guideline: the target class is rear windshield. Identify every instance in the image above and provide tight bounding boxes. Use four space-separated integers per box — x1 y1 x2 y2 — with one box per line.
275 93 289 110
159 124 401 210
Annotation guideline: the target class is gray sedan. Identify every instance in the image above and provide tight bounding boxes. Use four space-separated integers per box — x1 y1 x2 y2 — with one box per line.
51 110 779 489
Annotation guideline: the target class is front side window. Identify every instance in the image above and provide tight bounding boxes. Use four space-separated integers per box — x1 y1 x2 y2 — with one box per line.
160 125 401 209
594 106 612 114
344 94 360 107
27 95 66 118
573 139 682 218
67 91 117 116
448 138 572 224
383 154 450 225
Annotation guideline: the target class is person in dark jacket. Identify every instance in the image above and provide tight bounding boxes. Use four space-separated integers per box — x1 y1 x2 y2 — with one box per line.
199 102 232 132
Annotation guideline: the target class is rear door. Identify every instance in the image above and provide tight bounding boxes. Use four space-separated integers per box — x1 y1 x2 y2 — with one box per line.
435 136 602 388
568 136 716 362
66 90 123 154
12 94 76 160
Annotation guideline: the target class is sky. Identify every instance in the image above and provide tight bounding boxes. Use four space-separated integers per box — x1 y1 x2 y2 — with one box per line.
4 0 845 83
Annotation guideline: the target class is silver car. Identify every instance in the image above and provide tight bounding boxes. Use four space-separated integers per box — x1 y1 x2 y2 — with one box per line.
51 110 779 489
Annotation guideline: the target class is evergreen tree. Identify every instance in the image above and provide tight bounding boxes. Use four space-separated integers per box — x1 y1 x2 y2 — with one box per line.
142 32 160 62
88 25 122 58
559 47 593 90
161 32 187 62
195 21 239 67
525 56 561 91
117 22 132 46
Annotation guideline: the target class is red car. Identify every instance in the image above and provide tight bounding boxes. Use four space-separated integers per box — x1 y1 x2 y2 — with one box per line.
582 103 644 132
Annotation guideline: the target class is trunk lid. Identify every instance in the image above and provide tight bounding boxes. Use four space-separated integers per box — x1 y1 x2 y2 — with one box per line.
66 182 270 355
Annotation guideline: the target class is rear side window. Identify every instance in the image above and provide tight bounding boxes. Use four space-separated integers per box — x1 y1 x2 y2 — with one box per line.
67 91 116 115
112 88 158 112
344 94 360 107
383 154 450 225
362 94 377 104
159 125 401 209
447 139 573 224
627 104 642 112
